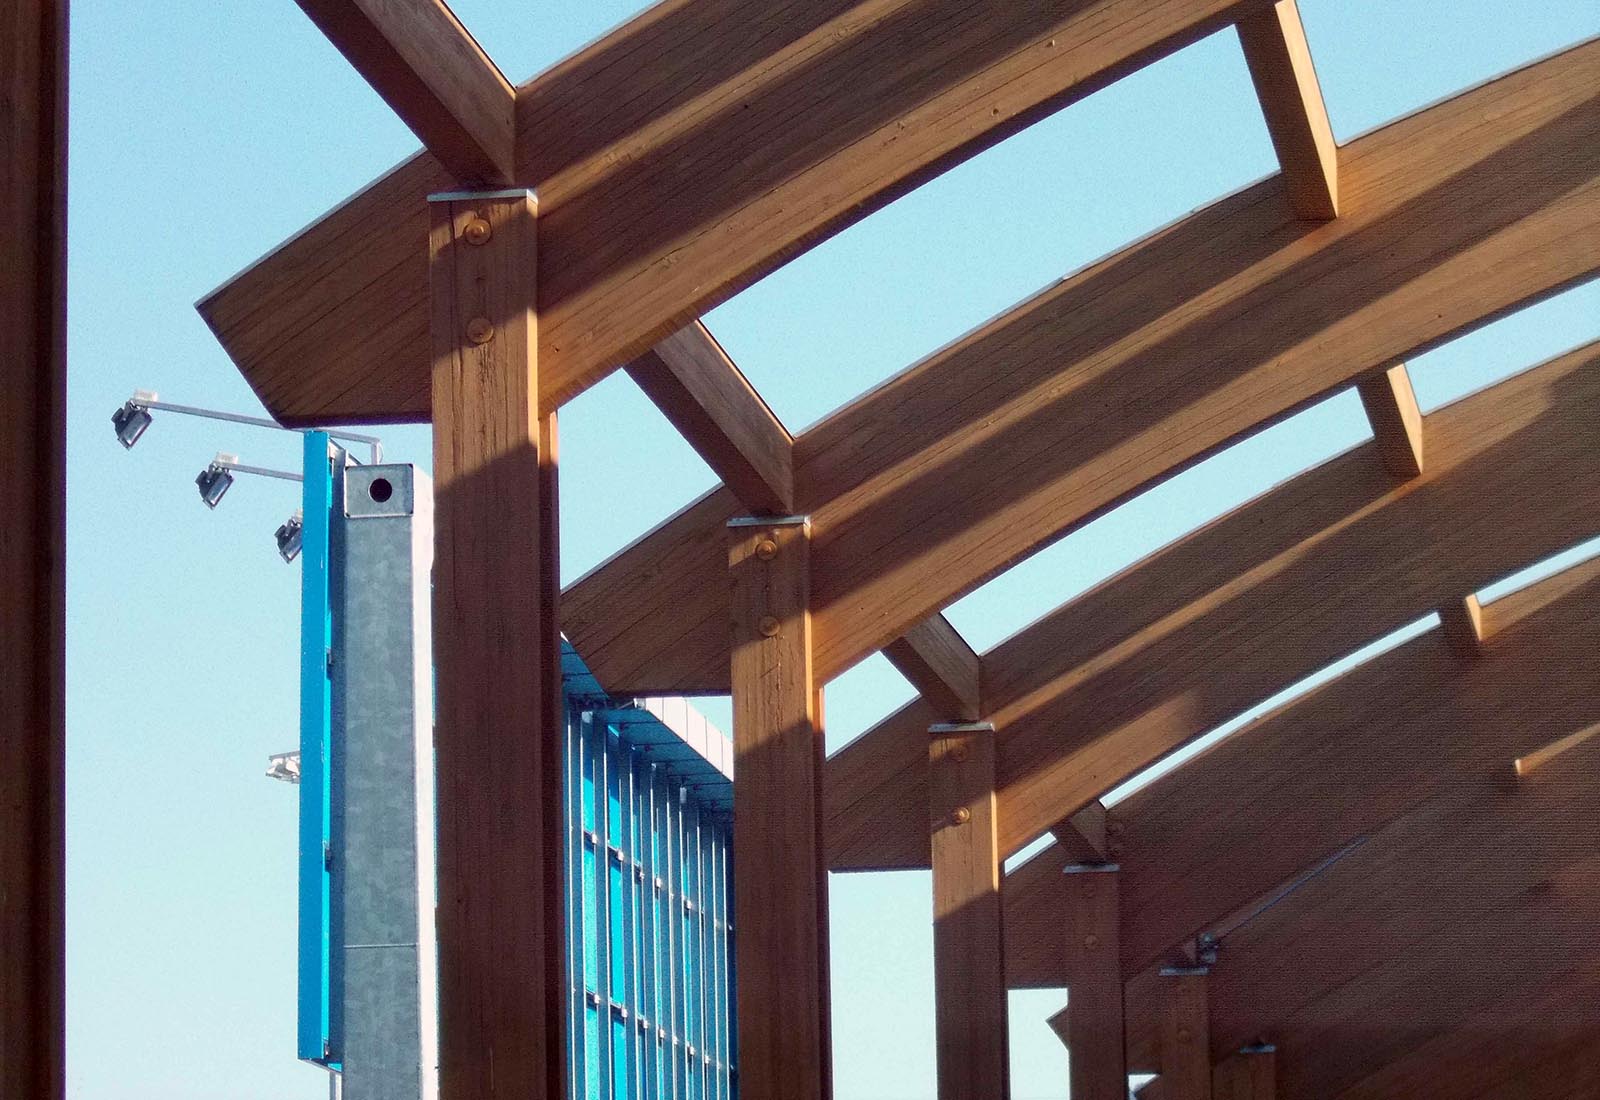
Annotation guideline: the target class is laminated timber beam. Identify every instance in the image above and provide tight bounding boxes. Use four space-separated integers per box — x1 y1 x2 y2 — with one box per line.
561 40 1600 697
1058 863 1127 1100
999 550 1600 991
1214 1047 1275 1100
728 517 831 1100
823 339 1600 871
1235 0 1338 219
0 1 66 1096
1158 968 1212 1100
293 0 515 185
199 0 1256 424
884 616 982 722
1355 364 1424 479
428 191 565 1097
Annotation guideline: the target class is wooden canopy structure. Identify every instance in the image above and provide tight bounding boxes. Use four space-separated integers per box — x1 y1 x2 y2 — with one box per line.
6 1 1598 1097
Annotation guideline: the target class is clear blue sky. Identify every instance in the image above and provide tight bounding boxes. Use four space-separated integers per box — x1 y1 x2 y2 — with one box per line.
67 3 1597 1097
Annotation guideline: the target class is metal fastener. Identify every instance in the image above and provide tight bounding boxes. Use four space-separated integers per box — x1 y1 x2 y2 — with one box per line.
466 317 494 344
755 537 777 560
950 806 971 826
463 217 492 245
757 615 780 637
1084 934 1099 949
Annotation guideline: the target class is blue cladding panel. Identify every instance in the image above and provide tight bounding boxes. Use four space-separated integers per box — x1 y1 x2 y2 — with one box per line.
562 648 736 1100
297 432 334 1065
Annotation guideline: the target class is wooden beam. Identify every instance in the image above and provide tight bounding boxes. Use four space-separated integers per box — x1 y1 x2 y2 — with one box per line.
1051 802 1110 864
199 0 1253 423
1214 1046 1275 1100
729 516 830 1100
1159 968 1212 1100
563 42 1600 697
0 1 66 1096
824 339 1600 871
928 721 1008 1099
1355 364 1424 479
428 190 565 1098
625 322 795 515
1000 551 1600 990
294 0 515 185
1062 864 1126 1100
1436 593 1484 663
1236 0 1338 219
884 615 982 722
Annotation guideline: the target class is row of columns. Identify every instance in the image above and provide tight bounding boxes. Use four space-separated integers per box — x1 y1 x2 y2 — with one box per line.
422 189 1276 1100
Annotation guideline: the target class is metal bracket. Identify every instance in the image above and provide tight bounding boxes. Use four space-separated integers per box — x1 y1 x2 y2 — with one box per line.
726 514 810 528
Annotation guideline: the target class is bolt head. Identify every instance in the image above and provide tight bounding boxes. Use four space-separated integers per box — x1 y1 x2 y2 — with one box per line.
1177 1026 1192 1043
950 806 972 826
466 317 494 344
1084 934 1099 949
755 537 777 560
757 615 781 637
463 217 492 245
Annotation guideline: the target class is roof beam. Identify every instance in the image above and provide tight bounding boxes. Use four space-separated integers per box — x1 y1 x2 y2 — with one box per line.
201 0 1252 424
1436 593 1485 663
1236 0 1338 219
293 0 515 185
562 41 1600 696
625 322 795 515
1051 801 1111 864
883 615 982 722
823 339 1600 870
1355 364 1424 479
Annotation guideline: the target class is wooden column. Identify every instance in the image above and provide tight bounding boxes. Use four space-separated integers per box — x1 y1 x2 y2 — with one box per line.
1062 864 1125 1100
428 188 564 1099
928 721 1009 1099
1 2 66 1097
729 515 830 1100
1214 1044 1276 1100
1159 967 1213 1100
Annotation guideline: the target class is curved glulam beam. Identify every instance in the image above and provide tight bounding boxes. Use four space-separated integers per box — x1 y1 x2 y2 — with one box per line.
198 0 1253 423
562 40 1600 696
999 551 1600 988
825 340 1600 870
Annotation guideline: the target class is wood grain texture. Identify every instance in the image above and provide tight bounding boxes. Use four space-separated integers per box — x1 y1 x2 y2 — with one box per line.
428 192 565 1099
1160 969 1212 1099
1214 1048 1275 1100
626 321 794 514
563 42 1600 697
1062 867 1126 1100
883 614 982 721
1355 363 1423 479
294 0 515 184
0 1 66 1096
1002 550 1600 990
928 724 1007 1099
729 520 830 1100
1236 0 1337 219
200 0 1250 423
826 339 1600 871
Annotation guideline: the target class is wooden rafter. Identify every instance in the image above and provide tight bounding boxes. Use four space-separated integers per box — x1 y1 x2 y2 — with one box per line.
1 1 66 1096
999 552 1600 994
1355 364 1424 479
883 615 982 722
199 0 1256 424
824 340 1600 871
294 0 515 185
562 42 1600 697
1236 0 1338 219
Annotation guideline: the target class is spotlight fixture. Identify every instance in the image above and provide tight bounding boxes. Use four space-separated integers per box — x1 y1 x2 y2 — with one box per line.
196 453 237 509
111 390 158 449
265 750 302 784
275 510 305 563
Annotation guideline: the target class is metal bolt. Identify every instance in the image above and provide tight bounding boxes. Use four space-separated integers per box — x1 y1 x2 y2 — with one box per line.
950 743 970 763
1177 1026 1192 1043
950 806 971 826
758 615 780 637
463 217 492 245
1084 933 1100 949
466 317 494 344
755 537 777 560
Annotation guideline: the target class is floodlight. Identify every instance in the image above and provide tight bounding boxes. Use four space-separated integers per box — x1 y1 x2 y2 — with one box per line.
276 510 305 563
111 390 160 449
196 453 237 508
266 750 302 784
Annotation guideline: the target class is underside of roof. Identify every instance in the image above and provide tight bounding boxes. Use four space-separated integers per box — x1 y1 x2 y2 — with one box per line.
193 2 1600 1095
